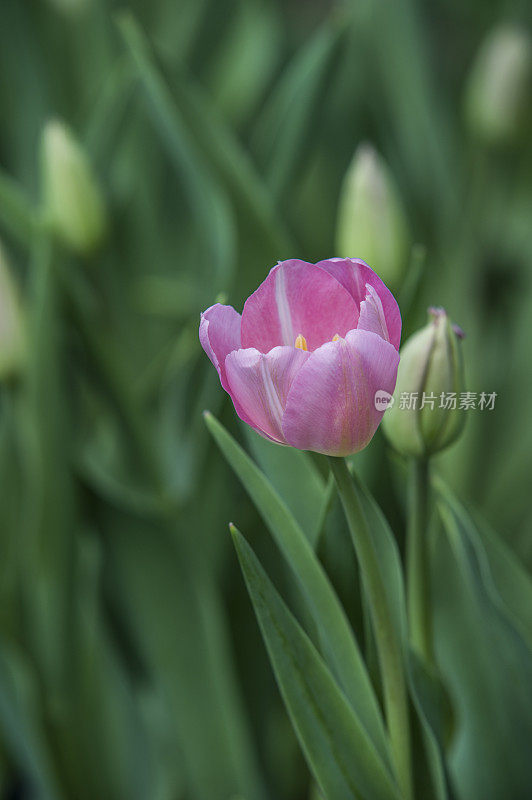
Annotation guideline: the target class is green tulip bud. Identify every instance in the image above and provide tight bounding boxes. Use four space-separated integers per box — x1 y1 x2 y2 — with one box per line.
41 119 106 256
464 25 532 147
382 308 465 458
0 241 25 382
336 143 410 289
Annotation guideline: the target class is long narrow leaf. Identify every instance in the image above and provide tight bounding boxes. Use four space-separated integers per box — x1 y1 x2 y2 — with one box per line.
232 525 400 800
252 18 347 200
436 487 532 800
204 412 391 770
245 429 327 547
117 12 235 292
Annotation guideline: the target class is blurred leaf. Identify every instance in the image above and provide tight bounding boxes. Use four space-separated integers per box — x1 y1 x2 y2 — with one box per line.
0 390 22 638
161 357 223 501
167 67 295 257
0 642 62 800
355 0 456 227
437 479 532 648
59 533 158 800
435 484 532 800
118 12 236 293
206 0 281 126
130 274 197 318
78 444 162 518
0 168 37 246
232 525 400 800
20 237 76 695
153 0 208 65
397 244 427 331
84 58 136 168
204 412 391 770
474 514 532 648
253 16 347 200
106 517 267 800
245 428 328 548
407 651 454 800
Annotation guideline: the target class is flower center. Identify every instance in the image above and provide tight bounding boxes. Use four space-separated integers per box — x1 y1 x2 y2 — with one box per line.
295 332 342 350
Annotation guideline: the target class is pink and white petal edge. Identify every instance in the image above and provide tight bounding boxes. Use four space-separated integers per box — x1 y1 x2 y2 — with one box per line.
225 345 310 443
282 329 400 456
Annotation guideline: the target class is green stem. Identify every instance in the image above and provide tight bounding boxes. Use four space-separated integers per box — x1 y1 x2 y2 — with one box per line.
328 456 413 800
407 458 432 663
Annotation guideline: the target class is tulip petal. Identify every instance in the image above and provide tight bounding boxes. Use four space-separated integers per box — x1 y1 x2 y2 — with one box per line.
199 303 242 390
316 258 401 349
225 346 310 443
358 283 390 341
282 329 400 456
241 260 359 353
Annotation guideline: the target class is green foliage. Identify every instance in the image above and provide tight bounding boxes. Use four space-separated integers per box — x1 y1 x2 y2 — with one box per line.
0 0 531 798
231 525 400 800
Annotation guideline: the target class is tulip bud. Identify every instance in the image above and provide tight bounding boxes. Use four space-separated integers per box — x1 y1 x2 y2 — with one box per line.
41 120 106 256
464 25 532 147
0 242 25 382
336 144 410 289
382 308 465 458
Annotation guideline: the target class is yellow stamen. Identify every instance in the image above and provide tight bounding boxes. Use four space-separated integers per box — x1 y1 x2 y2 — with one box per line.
332 333 341 342
295 333 308 351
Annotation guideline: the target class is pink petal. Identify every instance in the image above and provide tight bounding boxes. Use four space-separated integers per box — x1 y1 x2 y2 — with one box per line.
241 259 359 353
282 329 400 456
199 303 242 390
225 346 310 443
316 258 401 349
358 283 390 340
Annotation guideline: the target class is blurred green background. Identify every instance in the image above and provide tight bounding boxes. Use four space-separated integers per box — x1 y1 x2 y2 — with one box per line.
0 0 531 798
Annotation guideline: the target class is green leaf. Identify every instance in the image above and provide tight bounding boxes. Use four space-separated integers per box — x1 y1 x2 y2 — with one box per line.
472 510 532 650
0 642 62 800
406 651 454 800
84 58 136 168
349 473 407 641
333 460 450 800
245 428 328 548
354 0 455 226
0 167 37 246
252 17 347 200
163 64 295 256
435 484 532 800
328 458 412 800
205 0 281 126
117 12 235 293
105 518 267 800
360 490 452 800
232 525 400 800
205 413 391 769
59 533 158 800
21 238 76 694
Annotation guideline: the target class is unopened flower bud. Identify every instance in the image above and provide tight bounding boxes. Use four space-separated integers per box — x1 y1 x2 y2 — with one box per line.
41 120 106 256
336 144 410 289
382 308 465 458
0 242 25 381
464 25 532 147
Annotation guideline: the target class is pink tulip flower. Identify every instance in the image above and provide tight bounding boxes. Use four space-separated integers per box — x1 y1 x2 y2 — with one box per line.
199 258 401 456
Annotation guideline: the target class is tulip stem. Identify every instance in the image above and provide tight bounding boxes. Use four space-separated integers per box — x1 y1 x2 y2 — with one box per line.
328 457 413 800
407 457 433 663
